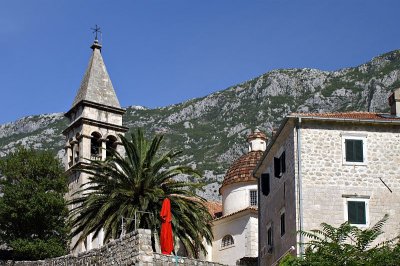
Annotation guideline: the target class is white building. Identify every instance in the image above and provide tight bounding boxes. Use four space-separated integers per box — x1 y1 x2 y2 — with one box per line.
210 130 267 265
254 90 400 265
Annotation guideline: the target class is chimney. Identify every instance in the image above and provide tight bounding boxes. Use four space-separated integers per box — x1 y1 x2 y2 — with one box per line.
389 88 400 117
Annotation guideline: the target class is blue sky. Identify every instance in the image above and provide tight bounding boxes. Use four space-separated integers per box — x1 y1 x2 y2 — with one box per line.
0 0 399 124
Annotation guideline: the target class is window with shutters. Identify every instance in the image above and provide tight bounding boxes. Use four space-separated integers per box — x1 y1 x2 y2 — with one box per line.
343 197 369 226
341 135 367 165
261 173 270 196
274 151 286 178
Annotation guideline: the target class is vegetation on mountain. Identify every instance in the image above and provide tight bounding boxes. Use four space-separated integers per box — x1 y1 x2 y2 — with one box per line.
0 147 68 260
279 215 400 266
69 129 213 258
1 50 400 200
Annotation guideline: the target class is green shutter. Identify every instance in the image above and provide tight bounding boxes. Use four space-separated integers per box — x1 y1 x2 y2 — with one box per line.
345 139 363 162
348 201 366 224
345 139 354 161
354 140 363 162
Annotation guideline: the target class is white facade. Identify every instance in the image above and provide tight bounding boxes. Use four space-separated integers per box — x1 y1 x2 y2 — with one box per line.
212 210 258 266
210 130 266 265
221 183 258 215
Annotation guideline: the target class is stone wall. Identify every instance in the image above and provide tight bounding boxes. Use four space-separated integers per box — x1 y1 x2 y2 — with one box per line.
0 229 226 266
300 122 400 243
256 120 297 266
256 118 400 265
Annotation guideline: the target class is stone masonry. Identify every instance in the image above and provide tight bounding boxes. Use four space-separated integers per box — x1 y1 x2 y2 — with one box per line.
0 229 226 266
255 114 400 266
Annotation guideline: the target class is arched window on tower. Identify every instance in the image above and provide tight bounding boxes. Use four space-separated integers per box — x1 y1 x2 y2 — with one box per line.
74 133 80 163
106 135 118 159
68 138 73 167
221 235 234 248
91 132 102 160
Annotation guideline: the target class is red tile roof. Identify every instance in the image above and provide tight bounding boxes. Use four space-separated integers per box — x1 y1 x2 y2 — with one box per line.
247 129 267 141
220 151 263 193
204 201 223 218
213 206 258 222
290 112 400 121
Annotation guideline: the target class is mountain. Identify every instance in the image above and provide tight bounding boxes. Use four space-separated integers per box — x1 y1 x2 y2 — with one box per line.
1 49 400 200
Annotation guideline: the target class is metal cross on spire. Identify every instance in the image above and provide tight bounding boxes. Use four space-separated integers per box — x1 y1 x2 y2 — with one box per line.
91 24 101 41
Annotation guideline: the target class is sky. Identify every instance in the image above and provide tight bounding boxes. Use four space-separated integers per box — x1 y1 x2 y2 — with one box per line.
0 0 399 124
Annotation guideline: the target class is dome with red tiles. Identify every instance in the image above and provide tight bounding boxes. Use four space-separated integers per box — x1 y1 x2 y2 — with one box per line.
220 151 263 191
220 129 267 193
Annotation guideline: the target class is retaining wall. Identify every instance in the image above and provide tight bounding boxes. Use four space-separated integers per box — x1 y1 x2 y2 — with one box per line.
0 229 226 266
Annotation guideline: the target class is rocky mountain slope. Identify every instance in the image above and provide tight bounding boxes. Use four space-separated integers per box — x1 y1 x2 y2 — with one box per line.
1 49 400 200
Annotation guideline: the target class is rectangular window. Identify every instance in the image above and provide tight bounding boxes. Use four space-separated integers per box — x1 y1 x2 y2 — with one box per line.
280 212 285 236
345 139 363 162
266 223 273 253
342 134 367 165
348 201 366 224
343 196 369 226
274 151 286 178
250 190 257 206
261 173 270 196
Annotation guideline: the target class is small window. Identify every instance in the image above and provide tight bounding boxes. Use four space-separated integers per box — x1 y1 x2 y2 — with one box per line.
250 190 257 206
91 132 102 160
261 173 270 196
348 201 366 224
221 235 234 248
274 151 286 178
106 135 118 158
345 139 363 162
342 135 367 165
344 197 369 226
280 212 285 236
267 224 274 253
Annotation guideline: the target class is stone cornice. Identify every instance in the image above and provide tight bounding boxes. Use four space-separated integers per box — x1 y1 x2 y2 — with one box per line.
65 100 126 119
63 117 128 135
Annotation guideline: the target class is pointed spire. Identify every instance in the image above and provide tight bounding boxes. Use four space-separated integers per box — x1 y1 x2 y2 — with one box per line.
71 40 121 109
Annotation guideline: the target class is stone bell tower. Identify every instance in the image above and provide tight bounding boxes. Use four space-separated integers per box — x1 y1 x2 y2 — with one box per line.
63 37 128 253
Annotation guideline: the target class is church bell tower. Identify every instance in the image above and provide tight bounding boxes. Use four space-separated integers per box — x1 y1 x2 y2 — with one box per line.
63 36 128 253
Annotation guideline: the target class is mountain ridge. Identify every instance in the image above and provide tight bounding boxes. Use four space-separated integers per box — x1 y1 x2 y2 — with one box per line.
1 49 400 200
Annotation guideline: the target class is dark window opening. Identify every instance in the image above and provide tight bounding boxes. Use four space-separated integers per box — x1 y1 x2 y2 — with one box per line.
91 132 102 160
261 173 270 196
345 139 363 162
280 213 285 236
221 235 234 248
348 201 366 224
267 225 273 253
106 135 118 158
274 151 286 178
75 148 79 163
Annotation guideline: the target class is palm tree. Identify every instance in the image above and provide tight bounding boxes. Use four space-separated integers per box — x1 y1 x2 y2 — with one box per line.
69 129 213 258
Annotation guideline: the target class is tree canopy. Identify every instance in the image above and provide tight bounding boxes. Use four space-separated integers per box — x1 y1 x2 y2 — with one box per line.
0 147 69 260
69 129 213 258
